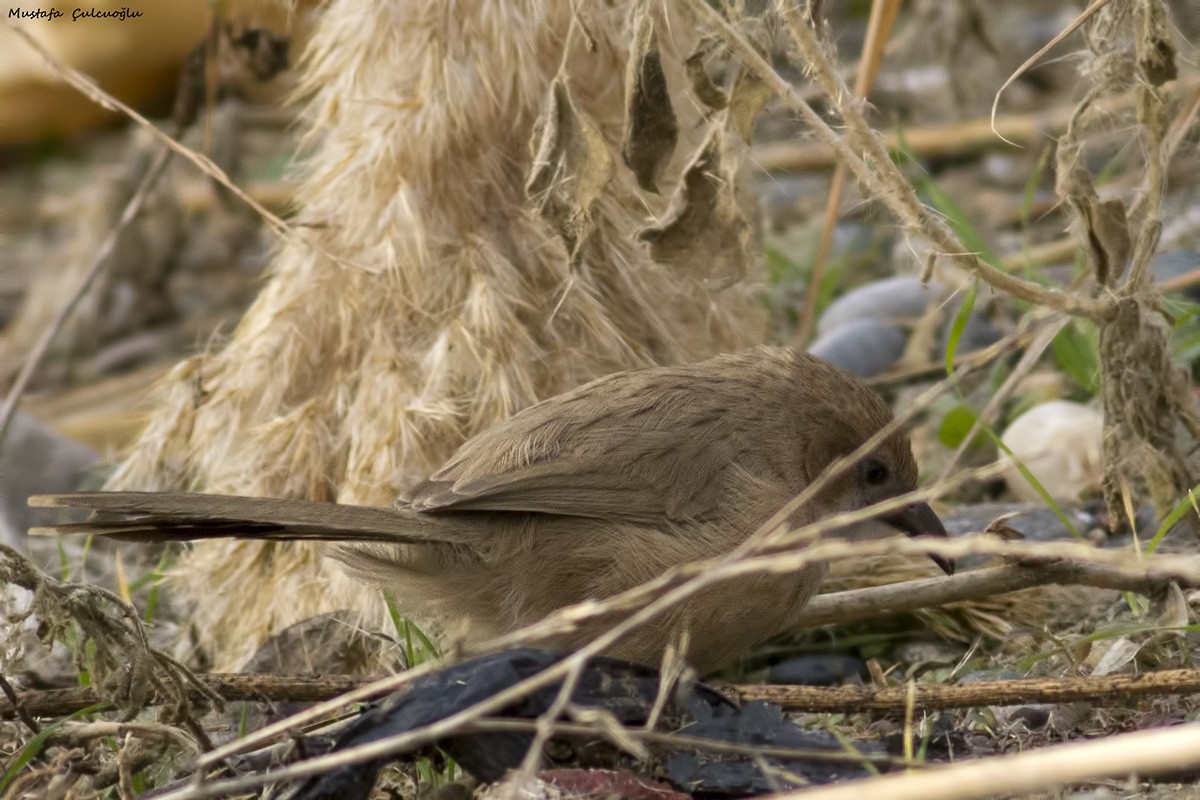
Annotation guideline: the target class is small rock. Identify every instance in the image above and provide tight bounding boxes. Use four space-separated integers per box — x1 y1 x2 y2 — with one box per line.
999 401 1104 504
816 275 1000 361
817 275 940 336
766 655 869 686
956 670 1051 729
939 303 1004 355
1003 703 1052 729
892 640 965 667
808 318 906 377
0 410 99 549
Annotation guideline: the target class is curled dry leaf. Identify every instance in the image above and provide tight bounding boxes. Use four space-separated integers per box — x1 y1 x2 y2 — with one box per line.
1055 143 1131 287
622 5 678 193
1137 1 1177 87
1090 636 1141 677
1085 197 1131 288
727 66 772 142
983 512 1026 542
684 37 729 111
640 127 752 287
527 80 614 262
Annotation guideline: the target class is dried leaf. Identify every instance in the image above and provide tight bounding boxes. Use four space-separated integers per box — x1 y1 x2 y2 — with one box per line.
1083 198 1131 288
1142 35 1177 86
1090 636 1141 677
527 80 614 261
1098 296 1200 527
1056 145 1130 287
684 38 728 110
1156 582 1189 630
983 512 1026 542
727 66 772 141
640 127 752 287
621 6 678 193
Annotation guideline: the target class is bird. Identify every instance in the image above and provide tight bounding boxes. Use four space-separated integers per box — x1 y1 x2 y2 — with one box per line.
31 346 951 674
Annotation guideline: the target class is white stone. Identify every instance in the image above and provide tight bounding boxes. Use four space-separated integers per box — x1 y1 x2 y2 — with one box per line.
999 401 1104 504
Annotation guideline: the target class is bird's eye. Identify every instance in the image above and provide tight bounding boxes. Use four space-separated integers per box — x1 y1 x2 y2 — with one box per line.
862 459 889 486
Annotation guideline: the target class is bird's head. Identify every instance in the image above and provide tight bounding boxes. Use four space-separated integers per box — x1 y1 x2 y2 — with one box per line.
789 353 953 575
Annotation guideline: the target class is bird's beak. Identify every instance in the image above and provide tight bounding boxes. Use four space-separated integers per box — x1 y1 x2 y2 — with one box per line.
882 501 954 576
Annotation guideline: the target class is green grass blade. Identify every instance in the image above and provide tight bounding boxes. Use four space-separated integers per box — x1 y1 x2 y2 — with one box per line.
1146 483 1200 554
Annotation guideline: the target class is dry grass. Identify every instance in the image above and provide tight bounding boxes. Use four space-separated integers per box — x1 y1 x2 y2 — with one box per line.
5 0 1200 796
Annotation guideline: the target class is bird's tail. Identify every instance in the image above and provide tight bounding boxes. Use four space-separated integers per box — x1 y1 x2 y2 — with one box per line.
28 491 466 546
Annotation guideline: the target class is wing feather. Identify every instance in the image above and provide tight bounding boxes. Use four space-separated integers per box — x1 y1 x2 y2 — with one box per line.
403 350 798 524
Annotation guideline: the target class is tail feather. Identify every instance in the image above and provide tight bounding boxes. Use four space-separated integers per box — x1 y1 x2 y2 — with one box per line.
28 491 467 546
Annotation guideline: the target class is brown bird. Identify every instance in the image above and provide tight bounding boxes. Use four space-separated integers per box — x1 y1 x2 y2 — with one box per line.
32 346 950 673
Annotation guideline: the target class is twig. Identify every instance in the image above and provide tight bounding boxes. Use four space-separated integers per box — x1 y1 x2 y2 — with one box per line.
8 553 1181 718
47 720 201 752
989 0 1116 146
0 673 40 734
793 558 1196 629
117 733 137 800
793 0 901 347
781 722 1200 800
0 673 382 720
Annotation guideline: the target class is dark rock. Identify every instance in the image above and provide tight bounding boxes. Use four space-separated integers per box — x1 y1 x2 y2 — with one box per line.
667 701 883 793
222 611 387 739
766 655 869 686
939 303 1004 355
288 648 882 800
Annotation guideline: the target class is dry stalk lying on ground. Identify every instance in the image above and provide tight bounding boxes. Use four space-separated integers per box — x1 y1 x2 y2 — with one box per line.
14 661 1200 720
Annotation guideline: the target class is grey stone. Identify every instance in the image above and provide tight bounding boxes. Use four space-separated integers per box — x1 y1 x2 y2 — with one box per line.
809 318 906 377
0 410 99 549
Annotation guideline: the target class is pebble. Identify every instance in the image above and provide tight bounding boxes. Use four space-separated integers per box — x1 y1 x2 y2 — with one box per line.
817 275 941 336
808 318 907 377
0 410 99 549
998 401 1104 504
766 655 869 686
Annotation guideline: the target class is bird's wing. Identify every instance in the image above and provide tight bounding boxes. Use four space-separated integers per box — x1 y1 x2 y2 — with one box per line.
403 362 775 525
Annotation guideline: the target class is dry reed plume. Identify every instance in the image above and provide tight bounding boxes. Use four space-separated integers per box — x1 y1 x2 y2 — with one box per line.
103 0 768 669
